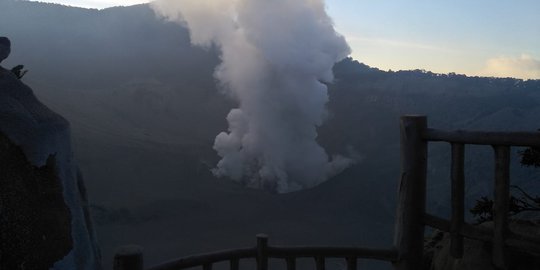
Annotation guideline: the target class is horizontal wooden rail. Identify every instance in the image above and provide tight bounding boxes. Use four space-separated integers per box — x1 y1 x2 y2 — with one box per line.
146 246 399 270
267 246 399 261
423 128 540 146
424 214 491 242
147 248 256 270
506 231 540 254
424 214 540 254
144 241 398 270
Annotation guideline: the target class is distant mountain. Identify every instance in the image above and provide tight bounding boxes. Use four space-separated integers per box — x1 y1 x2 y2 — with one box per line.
2 1 540 269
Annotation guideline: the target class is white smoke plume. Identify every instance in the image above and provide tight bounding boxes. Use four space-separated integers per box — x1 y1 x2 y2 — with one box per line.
152 0 354 193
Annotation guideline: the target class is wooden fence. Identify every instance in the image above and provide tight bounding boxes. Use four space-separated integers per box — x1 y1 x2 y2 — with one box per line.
114 115 540 270
397 115 540 270
113 234 399 270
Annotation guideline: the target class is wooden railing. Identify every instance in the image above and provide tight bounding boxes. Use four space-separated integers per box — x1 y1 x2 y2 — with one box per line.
113 115 540 270
113 234 399 270
398 115 540 270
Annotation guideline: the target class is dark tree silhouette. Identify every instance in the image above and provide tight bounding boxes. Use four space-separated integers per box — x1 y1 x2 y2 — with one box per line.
471 146 540 223
520 147 540 168
11 65 28 79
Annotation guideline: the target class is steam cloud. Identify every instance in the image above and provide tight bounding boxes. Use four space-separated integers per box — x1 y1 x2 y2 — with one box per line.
152 0 354 192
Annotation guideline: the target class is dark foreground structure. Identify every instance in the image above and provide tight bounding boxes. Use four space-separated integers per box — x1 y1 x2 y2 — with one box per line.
0 37 101 269
114 115 540 270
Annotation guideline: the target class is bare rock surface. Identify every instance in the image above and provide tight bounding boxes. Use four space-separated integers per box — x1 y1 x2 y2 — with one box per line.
0 43 101 269
0 132 73 269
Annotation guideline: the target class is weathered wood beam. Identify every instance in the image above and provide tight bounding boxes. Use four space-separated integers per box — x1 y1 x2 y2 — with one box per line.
346 257 357 270
424 129 540 146
393 115 428 270
315 256 325 270
267 246 398 261
229 258 239 270
286 257 296 270
257 234 269 270
450 143 465 258
147 248 255 270
493 146 510 269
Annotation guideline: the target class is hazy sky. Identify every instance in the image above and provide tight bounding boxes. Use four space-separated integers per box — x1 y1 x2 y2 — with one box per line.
30 0 540 79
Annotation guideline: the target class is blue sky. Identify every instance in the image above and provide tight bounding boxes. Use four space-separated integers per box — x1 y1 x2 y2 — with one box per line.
327 0 540 79
29 0 540 79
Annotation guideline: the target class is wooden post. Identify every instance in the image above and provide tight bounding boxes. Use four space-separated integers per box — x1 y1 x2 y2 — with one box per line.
286 257 296 270
315 256 325 270
493 146 510 269
230 258 239 270
113 245 143 270
256 234 269 270
393 115 428 270
346 257 357 270
203 263 213 270
450 143 465 258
